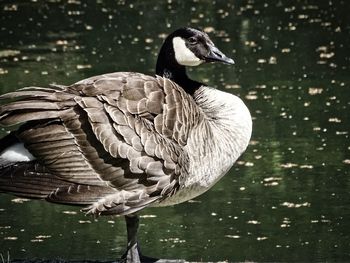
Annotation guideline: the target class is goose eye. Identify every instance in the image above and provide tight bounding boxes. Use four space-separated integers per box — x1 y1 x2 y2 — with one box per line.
187 37 197 45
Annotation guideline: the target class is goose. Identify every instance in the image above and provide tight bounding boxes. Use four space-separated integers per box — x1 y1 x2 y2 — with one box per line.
0 27 252 262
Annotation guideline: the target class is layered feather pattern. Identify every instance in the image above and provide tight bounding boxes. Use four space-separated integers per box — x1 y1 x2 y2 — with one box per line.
0 72 204 215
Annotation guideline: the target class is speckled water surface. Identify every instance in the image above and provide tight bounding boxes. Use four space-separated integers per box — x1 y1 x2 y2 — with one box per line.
0 1 349 262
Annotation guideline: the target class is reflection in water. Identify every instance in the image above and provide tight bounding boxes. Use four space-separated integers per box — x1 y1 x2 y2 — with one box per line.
0 1 349 262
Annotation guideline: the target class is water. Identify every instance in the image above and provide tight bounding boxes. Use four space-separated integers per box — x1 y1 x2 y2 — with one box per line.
0 0 349 262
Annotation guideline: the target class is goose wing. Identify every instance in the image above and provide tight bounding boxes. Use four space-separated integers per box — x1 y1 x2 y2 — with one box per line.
0 72 203 215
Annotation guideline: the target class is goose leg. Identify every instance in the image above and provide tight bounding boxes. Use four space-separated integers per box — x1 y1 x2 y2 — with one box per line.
121 214 159 263
121 214 142 263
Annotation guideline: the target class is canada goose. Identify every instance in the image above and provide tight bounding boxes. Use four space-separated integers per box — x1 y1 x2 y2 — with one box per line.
0 27 252 262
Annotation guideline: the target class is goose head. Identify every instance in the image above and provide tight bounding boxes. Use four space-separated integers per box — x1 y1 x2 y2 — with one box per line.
172 27 234 66
156 27 234 94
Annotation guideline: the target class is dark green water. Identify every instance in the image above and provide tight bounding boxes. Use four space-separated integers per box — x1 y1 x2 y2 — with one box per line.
0 0 349 262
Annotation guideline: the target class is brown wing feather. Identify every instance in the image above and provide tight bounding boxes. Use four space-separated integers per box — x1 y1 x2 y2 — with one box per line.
0 158 71 199
0 72 203 215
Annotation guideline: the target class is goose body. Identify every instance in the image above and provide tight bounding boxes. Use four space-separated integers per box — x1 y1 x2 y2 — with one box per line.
156 85 251 207
0 27 252 262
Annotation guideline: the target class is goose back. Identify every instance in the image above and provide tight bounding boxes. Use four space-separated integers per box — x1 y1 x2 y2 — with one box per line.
0 72 205 215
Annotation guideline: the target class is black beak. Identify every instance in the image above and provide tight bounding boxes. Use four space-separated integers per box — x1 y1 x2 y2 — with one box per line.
204 45 235 65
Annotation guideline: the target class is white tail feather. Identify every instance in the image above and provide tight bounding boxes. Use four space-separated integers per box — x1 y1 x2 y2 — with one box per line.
0 143 35 162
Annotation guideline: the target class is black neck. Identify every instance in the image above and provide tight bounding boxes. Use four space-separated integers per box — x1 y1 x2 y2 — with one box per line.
155 39 202 96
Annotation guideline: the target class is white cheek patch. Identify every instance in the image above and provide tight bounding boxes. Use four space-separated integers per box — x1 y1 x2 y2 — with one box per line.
172 37 204 66
0 142 36 162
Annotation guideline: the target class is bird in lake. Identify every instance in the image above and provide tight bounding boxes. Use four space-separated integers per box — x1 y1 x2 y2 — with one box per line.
0 27 252 262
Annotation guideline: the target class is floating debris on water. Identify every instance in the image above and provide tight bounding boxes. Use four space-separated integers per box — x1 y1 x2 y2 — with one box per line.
263 177 282 186
35 235 51 239
263 177 282 183
79 220 92 224
76 64 92 69
31 239 44 242
11 198 30 204
280 163 298 168
280 218 291 228
225 84 241 89
225 234 240 239
159 237 186 243
328 117 341 123
62 210 77 215
0 68 8 74
0 50 20 58
308 87 323 95
140 214 157 218
247 220 261 225
281 202 311 208
4 236 18 240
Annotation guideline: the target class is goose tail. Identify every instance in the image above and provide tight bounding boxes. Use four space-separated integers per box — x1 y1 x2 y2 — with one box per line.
0 133 66 199
0 85 72 198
